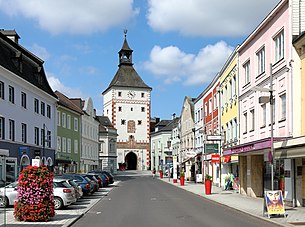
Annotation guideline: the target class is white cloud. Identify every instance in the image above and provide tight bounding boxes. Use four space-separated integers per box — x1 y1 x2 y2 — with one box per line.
0 0 139 35
47 73 84 98
147 0 280 37
143 41 233 85
29 43 50 61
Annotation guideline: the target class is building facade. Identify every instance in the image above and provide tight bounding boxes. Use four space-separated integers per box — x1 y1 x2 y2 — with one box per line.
0 30 57 184
97 115 118 174
54 91 82 174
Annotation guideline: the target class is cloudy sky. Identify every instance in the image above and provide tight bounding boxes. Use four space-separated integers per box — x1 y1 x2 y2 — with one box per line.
0 0 280 119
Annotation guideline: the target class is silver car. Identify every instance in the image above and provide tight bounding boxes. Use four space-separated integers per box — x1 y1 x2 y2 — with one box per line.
0 181 18 207
0 179 77 210
53 178 77 210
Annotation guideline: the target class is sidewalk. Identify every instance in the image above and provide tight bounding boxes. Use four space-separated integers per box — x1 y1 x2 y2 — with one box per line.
160 177 305 227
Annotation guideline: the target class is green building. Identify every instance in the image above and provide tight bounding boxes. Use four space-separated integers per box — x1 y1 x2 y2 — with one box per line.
54 91 82 173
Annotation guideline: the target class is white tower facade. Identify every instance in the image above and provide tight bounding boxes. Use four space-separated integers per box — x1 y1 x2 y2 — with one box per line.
102 33 152 170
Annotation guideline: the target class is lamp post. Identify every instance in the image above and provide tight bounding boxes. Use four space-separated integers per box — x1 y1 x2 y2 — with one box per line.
252 63 274 190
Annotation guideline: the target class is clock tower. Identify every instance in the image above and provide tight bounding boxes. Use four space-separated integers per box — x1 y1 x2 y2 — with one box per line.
102 31 152 171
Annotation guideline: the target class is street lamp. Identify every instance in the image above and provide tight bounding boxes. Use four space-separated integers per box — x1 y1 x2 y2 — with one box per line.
252 63 275 190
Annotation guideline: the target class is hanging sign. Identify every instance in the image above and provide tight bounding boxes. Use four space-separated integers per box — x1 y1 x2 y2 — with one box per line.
211 154 220 163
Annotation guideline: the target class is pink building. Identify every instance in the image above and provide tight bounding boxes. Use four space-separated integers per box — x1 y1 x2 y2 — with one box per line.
226 0 292 198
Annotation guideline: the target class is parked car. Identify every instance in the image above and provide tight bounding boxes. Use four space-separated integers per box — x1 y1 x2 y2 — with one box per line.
86 173 104 188
0 179 77 210
89 170 114 185
0 181 18 207
61 173 94 195
82 174 99 192
55 176 83 200
53 178 77 210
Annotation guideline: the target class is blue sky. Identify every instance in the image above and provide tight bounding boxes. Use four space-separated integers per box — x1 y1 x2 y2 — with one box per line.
0 0 279 119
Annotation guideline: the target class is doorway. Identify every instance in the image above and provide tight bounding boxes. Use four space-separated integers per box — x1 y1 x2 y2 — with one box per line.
125 152 137 170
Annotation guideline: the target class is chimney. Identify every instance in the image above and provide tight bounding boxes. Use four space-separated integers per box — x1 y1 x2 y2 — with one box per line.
0 29 20 43
172 113 176 119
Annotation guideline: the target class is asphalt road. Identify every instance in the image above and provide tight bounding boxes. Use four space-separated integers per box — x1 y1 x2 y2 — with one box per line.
72 172 279 227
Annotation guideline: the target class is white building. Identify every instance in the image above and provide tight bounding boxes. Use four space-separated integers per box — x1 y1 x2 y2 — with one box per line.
0 30 57 182
97 115 117 174
102 33 152 170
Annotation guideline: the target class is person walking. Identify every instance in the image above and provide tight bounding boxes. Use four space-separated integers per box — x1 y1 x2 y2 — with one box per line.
152 168 156 178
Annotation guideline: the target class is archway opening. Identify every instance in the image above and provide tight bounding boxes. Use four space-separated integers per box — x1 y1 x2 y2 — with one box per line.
125 152 137 170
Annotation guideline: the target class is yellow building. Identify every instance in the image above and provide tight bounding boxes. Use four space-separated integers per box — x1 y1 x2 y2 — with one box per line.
219 47 239 189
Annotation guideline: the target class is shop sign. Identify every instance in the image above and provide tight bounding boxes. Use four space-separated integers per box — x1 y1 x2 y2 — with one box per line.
205 144 219 154
223 156 231 163
211 154 220 163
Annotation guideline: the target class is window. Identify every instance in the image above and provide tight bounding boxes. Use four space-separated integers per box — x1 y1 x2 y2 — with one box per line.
0 81 4 99
261 104 266 127
74 118 78 131
41 128 45 146
243 112 247 133
57 111 60 126
257 47 265 75
9 85 14 103
121 119 126 125
62 113 66 128
232 76 236 97
141 107 145 112
118 91 122 97
21 92 26 108
118 106 122 112
275 30 284 62
67 115 71 129
47 105 51 118
62 137 66 152
41 102 45 116
233 118 237 140
21 123 27 143
138 120 142 125
280 94 286 120
67 138 71 153
57 136 61 151
9 119 15 141
131 107 133 111
0 117 4 139
74 140 78 153
34 98 39 113
250 109 255 131
47 131 51 148
34 127 39 145
214 94 217 109
244 61 250 84
209 99 212 114
141 92 144 98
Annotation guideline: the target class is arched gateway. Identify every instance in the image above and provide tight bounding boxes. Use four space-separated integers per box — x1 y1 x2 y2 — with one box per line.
125 152 137 170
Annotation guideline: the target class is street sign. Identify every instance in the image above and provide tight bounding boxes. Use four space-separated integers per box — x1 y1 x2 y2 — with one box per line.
205 144 219 154
259 96 270 104
211 154 220 163
185 151 196 157
206 135 223 141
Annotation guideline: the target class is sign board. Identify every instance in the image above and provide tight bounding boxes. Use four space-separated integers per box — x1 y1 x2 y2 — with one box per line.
264 190 286 218
173 156 177 182
211 154 220 163
185 151 196 157
205 144 219 154
32 158 41 167
206 135 223 141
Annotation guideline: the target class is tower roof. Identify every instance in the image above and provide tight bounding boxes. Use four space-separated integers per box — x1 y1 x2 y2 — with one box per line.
102 33 151 94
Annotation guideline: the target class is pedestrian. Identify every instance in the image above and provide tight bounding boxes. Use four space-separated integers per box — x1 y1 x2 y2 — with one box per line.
152 168 156 178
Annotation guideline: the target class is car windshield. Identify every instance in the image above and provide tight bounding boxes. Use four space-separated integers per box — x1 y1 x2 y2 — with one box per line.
5 181 18 188
54 181 72 188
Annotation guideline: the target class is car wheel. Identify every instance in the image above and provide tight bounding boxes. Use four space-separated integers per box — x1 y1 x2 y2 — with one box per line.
0 196 8 208
54 196 63 210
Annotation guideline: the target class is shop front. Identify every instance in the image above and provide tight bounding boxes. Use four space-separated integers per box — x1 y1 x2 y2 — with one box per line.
224 138 286 198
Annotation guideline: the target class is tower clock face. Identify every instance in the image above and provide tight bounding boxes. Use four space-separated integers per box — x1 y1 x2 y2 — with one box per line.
127 90 136 99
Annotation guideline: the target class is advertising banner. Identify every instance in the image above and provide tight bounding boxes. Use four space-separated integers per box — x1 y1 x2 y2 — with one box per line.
264 190 286 217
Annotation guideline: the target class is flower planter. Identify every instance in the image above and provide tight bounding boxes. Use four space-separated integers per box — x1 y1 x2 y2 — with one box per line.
278 178 285 195
205 179 212 195
180 176 185 186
